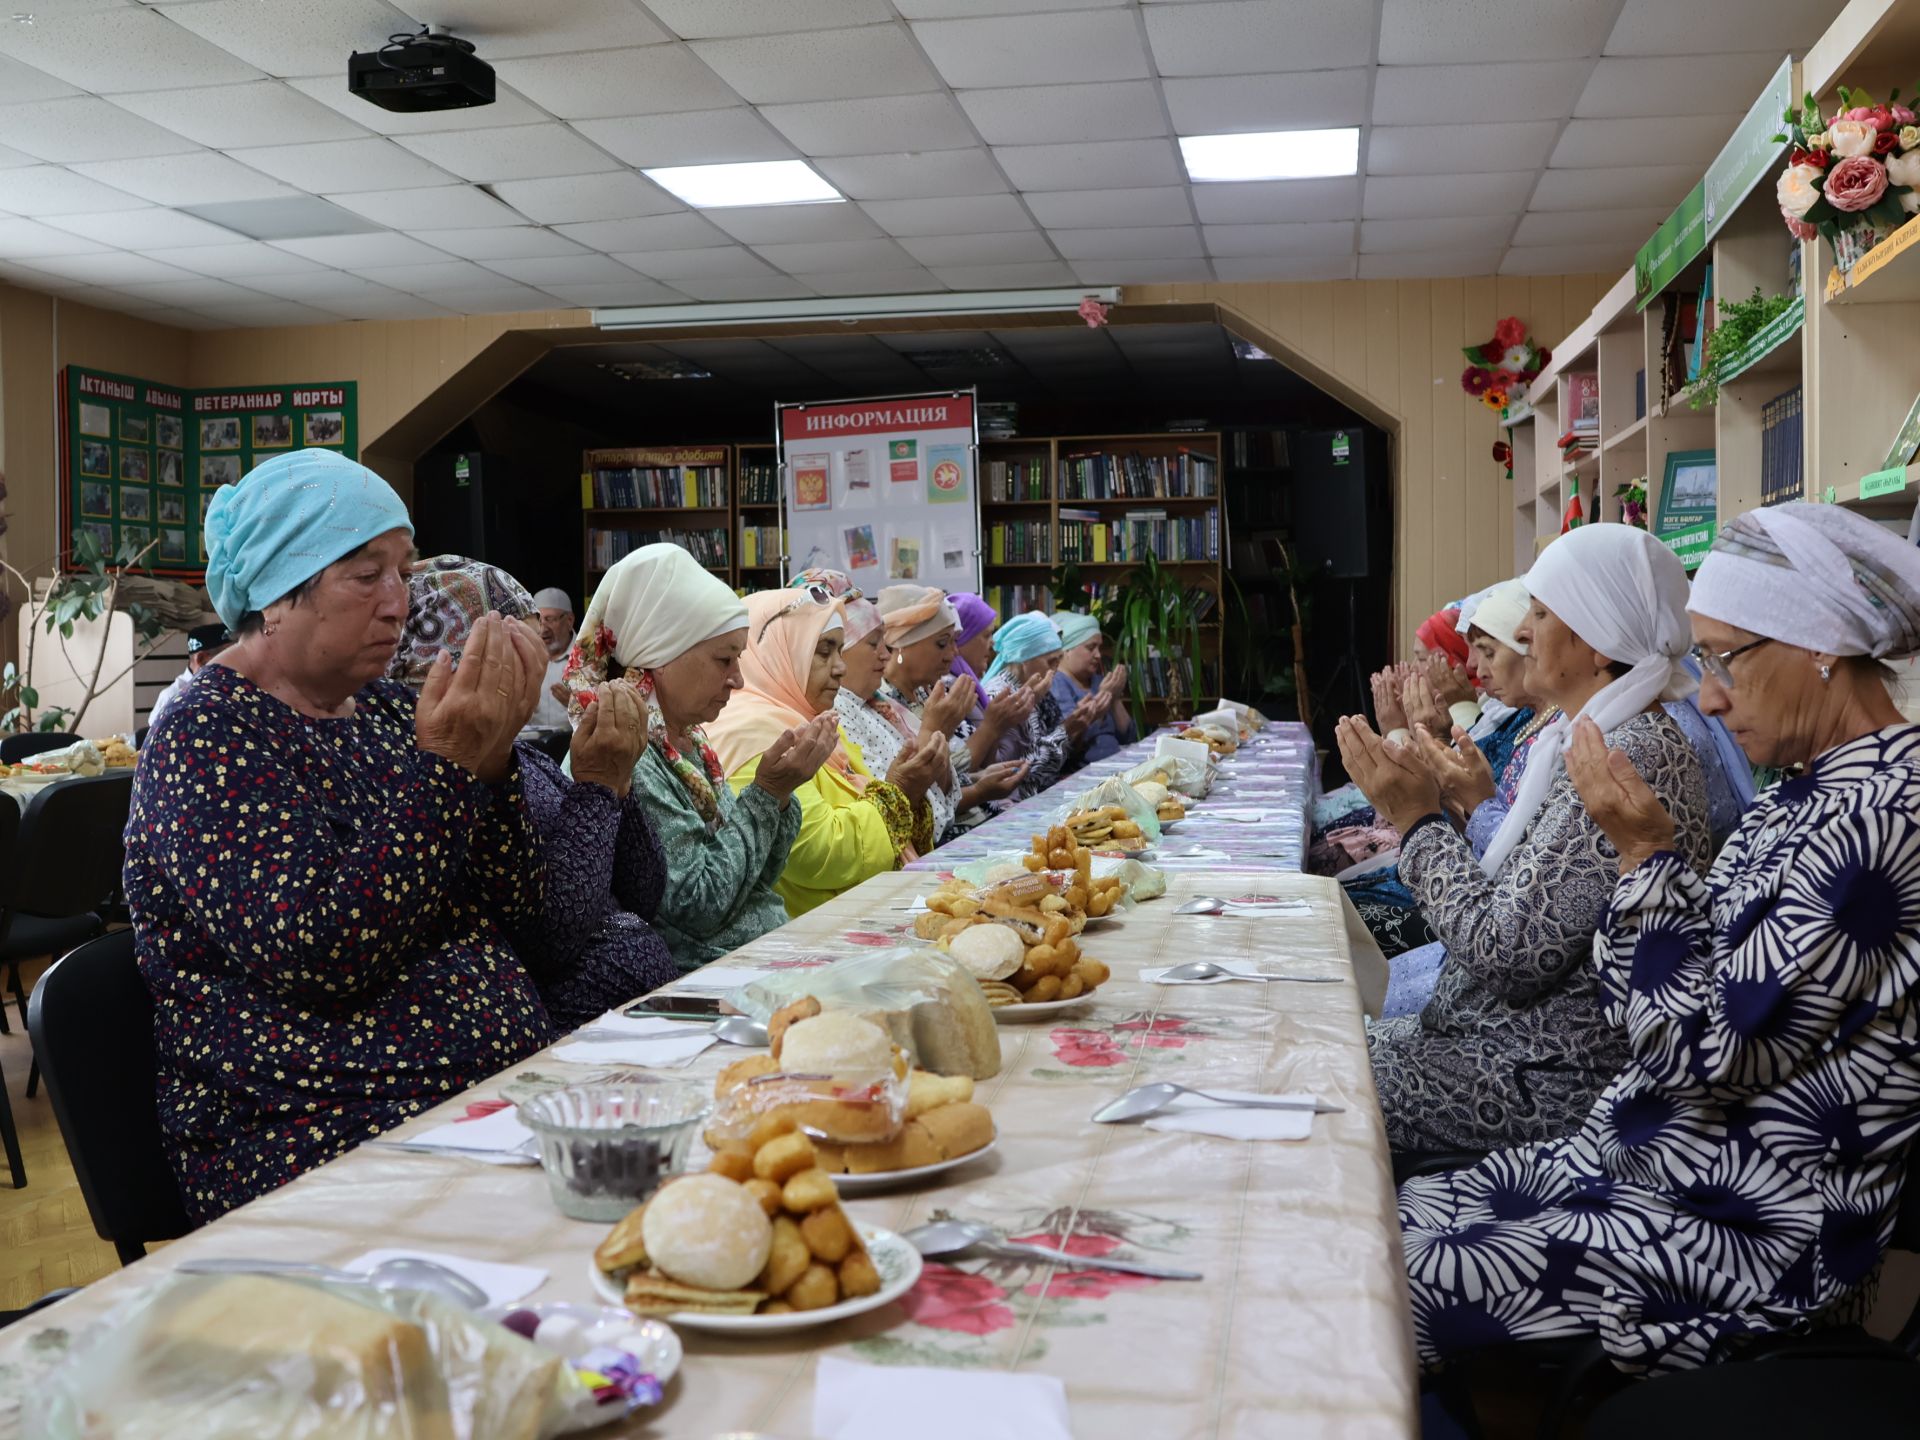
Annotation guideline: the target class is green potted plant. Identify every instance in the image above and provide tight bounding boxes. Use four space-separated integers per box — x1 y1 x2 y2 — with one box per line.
1095 553 1208 722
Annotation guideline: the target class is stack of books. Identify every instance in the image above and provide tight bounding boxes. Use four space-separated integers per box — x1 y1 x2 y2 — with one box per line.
588 526 727 572
737 461 780 505
979 402 1019 440
739 525 785 567
1229 429 1288 468
1057 450 1219 500
590 463 727 509
1559 374 1600 464
1760 384 1804 507
986 456 1049 500
987 520 1052 564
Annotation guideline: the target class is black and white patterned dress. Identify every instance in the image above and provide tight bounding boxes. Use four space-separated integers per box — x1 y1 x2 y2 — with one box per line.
1399 725 1920 1374
1368 710 1711 1153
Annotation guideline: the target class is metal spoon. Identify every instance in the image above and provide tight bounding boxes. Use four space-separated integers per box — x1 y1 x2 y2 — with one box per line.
175 1256 490 1309
1173 895 1228 914
607 1012 769 1047
902 1219 1201 1280
1157 961 1341 984
1093 1081 1345 1125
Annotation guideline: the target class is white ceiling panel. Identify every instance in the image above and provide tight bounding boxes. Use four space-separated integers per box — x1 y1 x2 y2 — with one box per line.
18 251 195 284
0 5 263 92
414 283 571 312
1358 248 1500 279
156 0 417 79
577 108 797 168
0 145 37 171
1024 187 1193 229
69 152 299 205
314 292 463 319
615 246 780 280
270 231 454 267
45 207 249 249
285 76 551 134
111 81 371 149
417 226 589 260
490 47 738 120
896 0 1122 15
1551 115 1744 170
1366 121 1562 176
109 275 278 307
242 270 414 301
1051 226 1205 260
1576 53 1789 119
1146 1 1374 77
1202 221 1355 257
897 230 1055 266
1379 0 1619 66
392 124 617 183
1071 256 1212 284
541 279 689 306
0 165 148 216
229 137 454 192
705 202 882 243
355 260 510 292
0 53 82 104
814 148 1007 200
492 173 686 226
800 268 946 295
671 274 818 301
1211 254 1356 281
1161 69 1371 134
957 80 1167 147
145 241 330 276
859 194 1034 236
1511 206 1675 246
1500 242 1645 275
751 237 919 271
929 260 1082 287
1529 163 1702 212
400 0 671 55
1189 176 1358 224
690 27 942 104
641 0 895 39
0 216 114 258
1361 215 1516 253
995 138 1181 191
912 10 1149 89
1606 0 1837 57
1361 171 1537 220
552 213 733 251
328 184 523 229
1372 61 1594 125
479 254 648 286
0 96 201 163
762 94 978 157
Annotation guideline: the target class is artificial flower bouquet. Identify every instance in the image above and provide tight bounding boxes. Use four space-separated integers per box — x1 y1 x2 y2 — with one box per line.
1460 316 1548 413
1775 86 1920 257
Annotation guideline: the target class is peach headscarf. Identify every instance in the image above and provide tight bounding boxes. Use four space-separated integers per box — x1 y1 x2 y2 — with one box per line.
705 588 860 785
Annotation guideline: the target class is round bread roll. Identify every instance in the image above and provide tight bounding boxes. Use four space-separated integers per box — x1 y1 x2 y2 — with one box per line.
779 1011 894 1075
641 1174 773 1292
1133 780 1170 807
946 923 1026 982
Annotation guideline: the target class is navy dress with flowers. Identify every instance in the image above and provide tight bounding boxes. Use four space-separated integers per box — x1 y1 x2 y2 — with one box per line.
1399 726 1920 1374
127 666 553 1222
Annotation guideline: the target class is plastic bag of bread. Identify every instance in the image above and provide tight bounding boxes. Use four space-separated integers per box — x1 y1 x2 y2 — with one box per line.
1049 774 1162 850
27 1271 598 1440
1122 751 1209 800
739 946 1001 1081
704 1013 910 1149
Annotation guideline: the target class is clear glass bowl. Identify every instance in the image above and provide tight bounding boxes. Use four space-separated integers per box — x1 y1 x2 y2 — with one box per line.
517 1081 710 1222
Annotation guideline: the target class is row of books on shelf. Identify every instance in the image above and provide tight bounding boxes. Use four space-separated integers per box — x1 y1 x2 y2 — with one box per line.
1760 383 1804 508
1058 509 1220 564
986 457 1049 501
1058 450 1218 500
588 527 727 572
1228 429 1288 469
981 585 1051 619
987 521 1053 565
739 525 785 568
590 464 728 510
738 462 780 506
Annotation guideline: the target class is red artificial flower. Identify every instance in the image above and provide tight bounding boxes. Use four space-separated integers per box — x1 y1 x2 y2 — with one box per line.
1492 315 1527 349
1462 366 1494 396
1790 146 1830 170
1492 440 1512 465
1871 104 1896 132
1535 347 1552 367
899 1264 1018 1335
1876 130 1900 155
1782 209 1820 241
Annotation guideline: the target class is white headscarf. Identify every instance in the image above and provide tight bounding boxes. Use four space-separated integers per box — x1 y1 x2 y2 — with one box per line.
1454 585 1496 634
1690 502 1920 659
561 543 747 715
1469 578 1532 656
1478 525 1695 877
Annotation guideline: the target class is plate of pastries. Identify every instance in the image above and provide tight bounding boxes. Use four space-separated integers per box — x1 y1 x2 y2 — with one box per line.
912 854 1114 1020
1128 772 1187 823
1064 804 1153 853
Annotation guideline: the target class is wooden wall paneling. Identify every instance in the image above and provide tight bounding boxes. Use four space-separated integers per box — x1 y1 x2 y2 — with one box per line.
1297 280 1335 372
1395 279 1435 643
1428 279 1470 608
1331 281 1367 389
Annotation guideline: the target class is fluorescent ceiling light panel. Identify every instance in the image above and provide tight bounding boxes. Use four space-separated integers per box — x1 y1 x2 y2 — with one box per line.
641 160 842 209
1178 128 1360 182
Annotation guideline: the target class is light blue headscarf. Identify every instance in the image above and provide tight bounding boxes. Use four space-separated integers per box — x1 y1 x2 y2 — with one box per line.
982 611 1062 686
1054 610 1100 650
203 449 413 628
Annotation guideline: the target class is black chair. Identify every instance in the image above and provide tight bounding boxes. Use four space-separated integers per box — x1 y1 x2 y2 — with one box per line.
0 772 135 1098
0 732 78 765
1584 1357 1920 1437
28 930 192 1264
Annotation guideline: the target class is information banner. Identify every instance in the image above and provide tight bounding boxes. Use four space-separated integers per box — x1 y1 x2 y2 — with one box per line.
1703 56 1796 241
60 366 357 578
776 390 979 592
1635 182 1707 311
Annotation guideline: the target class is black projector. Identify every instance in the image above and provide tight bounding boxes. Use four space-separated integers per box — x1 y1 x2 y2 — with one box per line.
348 32 494 114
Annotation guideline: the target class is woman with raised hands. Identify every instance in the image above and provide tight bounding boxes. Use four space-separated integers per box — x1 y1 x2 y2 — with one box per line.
1050 610 1133 769
973 610 1105 800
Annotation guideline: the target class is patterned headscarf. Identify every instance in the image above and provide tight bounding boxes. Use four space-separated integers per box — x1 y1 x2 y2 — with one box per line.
876 584 956 648
792 567 881 647
387 555 534 690
948 592 996 683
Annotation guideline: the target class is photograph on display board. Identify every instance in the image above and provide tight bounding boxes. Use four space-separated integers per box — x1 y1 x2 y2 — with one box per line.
889 439 917 483
845 448 872 492
120 449 149 484
941 534 968 572
79 440 111 477
159 529 187 563
78 401 111 437
305 410 345 445
157 450 183 487
890 535 921 580
156 413 182 450
201 417 242 450
157 492 186 525
81 521 112 554
926 445 968 504
202 454 241 488
793 453 831 510
119 487 150 522
844 524 878 572
254 413 293 449
80 481 113 518
122 525 151 556
121 412 150 444
1667 455 1718 509
199 491 216 523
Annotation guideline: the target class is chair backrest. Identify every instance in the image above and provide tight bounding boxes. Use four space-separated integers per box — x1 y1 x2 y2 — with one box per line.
0 798 18 881
3 772 133 922
27 930 192 1254
0 732 78 764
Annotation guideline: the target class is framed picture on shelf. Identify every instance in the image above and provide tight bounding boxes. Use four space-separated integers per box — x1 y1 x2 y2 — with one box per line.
1655 448 1717 571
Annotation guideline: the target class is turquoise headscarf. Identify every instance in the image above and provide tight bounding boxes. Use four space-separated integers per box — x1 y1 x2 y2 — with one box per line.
1054 610 1100 650
203 449 413 629
982 611 1062 686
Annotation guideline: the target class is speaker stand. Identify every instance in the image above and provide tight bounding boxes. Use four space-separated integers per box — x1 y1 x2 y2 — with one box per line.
1318 579 1367 728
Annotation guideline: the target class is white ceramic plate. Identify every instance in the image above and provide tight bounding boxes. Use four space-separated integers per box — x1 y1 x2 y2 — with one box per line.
991 996 1094 1022
589 1226 921 1334
831 1135 998 1194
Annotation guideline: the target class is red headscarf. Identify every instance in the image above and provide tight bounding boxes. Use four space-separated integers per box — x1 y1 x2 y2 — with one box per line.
1415 607 1470 668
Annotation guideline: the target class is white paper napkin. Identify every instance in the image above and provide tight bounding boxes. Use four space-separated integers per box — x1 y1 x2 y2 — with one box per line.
813 1357 1072 1440
1142 1090 1317 1141
1213 899 1313 917
550 1032 716 1068
344 1248 547 1306
578 1010 707 1039
395 1106 537 1163
669 964 765 993
1197 807 1283 823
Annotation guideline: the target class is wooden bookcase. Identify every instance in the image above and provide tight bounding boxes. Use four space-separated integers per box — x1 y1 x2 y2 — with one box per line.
579 442 785 595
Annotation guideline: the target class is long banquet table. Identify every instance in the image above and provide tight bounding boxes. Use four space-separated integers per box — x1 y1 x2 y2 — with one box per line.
0 722 1417 1439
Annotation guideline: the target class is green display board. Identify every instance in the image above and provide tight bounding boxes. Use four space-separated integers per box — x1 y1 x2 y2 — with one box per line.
60 366 358 578
1655 447 1718 571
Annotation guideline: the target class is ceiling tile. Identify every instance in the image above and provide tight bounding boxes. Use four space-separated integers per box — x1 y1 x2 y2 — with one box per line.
814 149 1007 200
762 94 978 157
270 232 454 267
1211 254 1355 281
286 76 551 134
552 213 733 250
0 143 40 171
671 274 818 301
0 5 264 93
1202 220 1355 257
0 96 201 163
541 279 690 306
1605 0 1840 57
242 270 412 302
491 46 738 120
1500 242 1634 275
1162 69 1371 134
1372 61 1593 124
0 54 82 104
1189 176 1357 223
415 283 572 312
995 138 1181 191
799 268 944 295
957 80 1167 147
314 292 463 320
19 251 195 285
0 216 113 258
69 152 298 206
399 0 671 55
416 226 589 260
575 109 797 168
690 26 941 104
1361 215 1515 252
1146 1 1374 76
1362 171 1537 219
111 81 372 148
1358 249 1501 279
912 10 1149 88
1576 53 1789 118
187 298 341 325
0 165 149 216
1050 226 1206 260
897 230 1055 265
1529 163 1702 212
1070 257 1212 284
752 237 918 271
1379 0 1617 65
641 0 895 38
896 0 1121 15
391 124 617 183
156 0 417 79
1366 121 1561 176
109 275 277 307
480 254 647 286
146 241 329 276
493 173 685 226
1024 186 1193 228
228 137 453 191
615 245 780 280
356 260 508 292
706 202 881 242
328 185 524 229
926 260 1079 286
860 194 1034 236
1511 206 1671 246
45 207 250 249
1551 114 1742 170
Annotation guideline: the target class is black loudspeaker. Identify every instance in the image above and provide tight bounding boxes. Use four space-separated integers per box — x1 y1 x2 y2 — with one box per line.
1290 426 1388 580
413 450 528 582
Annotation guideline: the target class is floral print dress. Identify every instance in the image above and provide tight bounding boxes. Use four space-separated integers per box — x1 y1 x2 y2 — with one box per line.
971 677 1073 801
126 667 552 1223
1400 726 1920 1375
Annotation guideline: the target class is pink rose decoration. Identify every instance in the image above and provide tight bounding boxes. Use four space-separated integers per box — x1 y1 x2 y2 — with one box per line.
1782 209 1820 240
1826 154 1890 212
1010 1232 1161 1300
900 1263 1018 1334
1896 104 1917 126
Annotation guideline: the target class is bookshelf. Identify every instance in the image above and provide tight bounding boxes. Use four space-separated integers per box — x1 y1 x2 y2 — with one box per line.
735 442 784 583
580 443 785 593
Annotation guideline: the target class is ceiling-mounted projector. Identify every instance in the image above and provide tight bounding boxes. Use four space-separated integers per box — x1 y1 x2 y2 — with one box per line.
348 29 494 114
